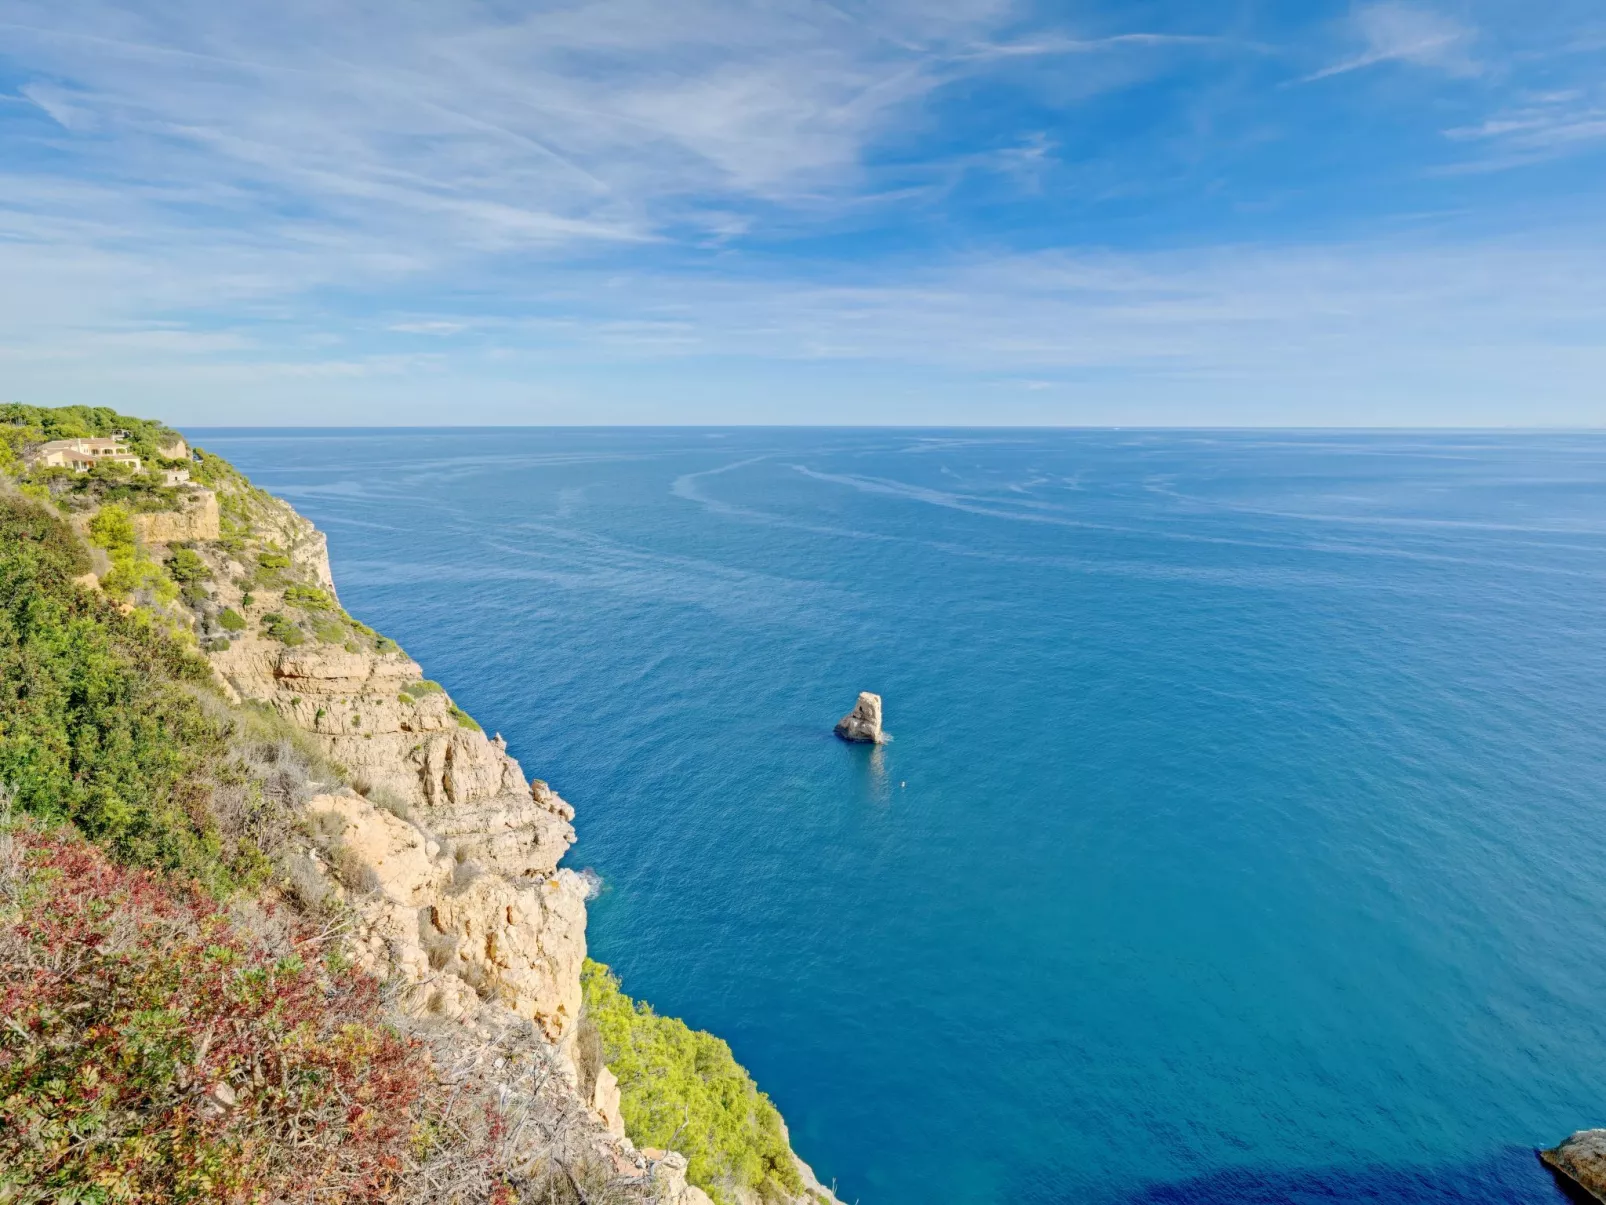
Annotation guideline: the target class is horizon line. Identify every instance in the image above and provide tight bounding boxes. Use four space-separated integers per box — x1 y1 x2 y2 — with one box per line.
175 423 1606 433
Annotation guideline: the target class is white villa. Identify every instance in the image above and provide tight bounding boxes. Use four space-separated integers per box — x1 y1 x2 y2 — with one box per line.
27 437 143 473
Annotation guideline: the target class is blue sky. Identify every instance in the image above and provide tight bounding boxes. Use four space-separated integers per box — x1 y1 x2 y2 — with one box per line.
1 0 1603 425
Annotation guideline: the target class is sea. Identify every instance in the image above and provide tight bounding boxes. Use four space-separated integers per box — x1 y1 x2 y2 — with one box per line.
192 428 1606 1205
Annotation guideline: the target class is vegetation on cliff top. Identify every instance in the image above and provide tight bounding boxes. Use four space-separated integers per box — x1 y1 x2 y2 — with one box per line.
0 402 181 465
582 960 806 1205
0 493 251 891
2 403 195 515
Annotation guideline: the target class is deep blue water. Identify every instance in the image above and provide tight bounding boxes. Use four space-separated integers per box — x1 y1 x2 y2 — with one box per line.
192 428 1606 1205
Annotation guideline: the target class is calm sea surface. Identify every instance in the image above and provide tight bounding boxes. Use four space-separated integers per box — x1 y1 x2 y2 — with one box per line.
193 429 1606 1205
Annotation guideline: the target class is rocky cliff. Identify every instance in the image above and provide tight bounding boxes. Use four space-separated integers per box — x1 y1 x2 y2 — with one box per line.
144 455 837 1205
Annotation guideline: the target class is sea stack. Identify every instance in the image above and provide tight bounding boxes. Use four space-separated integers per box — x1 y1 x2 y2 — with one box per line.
835 691 888 744
1541 1130 1606 1200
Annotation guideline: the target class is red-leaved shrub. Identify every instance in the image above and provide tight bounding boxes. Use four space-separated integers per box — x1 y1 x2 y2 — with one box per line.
0 823 431 1203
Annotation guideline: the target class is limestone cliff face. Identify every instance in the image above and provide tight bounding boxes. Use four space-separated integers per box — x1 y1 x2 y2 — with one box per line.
202 525 587 1057
149 468 829 1205
130 487 220 543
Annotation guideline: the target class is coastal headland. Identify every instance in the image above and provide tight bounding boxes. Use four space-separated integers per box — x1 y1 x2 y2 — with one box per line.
0 403 839 1205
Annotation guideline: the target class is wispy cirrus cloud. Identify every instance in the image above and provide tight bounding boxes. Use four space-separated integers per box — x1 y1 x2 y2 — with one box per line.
0 0 1254 339
1443 89 1606 168
1303 3 1480 82
0 0 1602 424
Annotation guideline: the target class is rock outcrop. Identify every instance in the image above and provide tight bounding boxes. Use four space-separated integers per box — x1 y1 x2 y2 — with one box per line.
834 691 888 744
211 622 586 1059
130 487 219 542
649 1152 716 1205
1542 1130 1606 1202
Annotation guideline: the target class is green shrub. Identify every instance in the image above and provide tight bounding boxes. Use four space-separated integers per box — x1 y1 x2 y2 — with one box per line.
257 550 290 570
260 612 304 647
581 960 803 1205
88 502 173 602
164 546 208 584
311 616 347 644
449 705 482 732
217 607 246 632
399 679 445 703
284 583 332 610
87 502 136 560
0 496 244 890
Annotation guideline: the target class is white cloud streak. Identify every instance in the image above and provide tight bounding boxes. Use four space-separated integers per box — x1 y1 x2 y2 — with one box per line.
0 1 1600 423
1443 88 1606 168
1304 3 1480 82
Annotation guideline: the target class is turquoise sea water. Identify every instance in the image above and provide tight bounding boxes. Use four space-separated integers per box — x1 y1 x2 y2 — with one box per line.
194 429 1606 1205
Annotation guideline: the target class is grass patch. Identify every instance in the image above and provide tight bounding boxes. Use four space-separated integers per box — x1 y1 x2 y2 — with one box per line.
398 679 445 704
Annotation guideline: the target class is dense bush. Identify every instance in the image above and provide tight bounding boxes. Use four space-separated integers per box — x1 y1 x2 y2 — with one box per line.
165 546 209 584
0 822 437 1204
283 583 332 610
88 502 173 601
218 607 247 632
0 496 245 890
260 612 305 647
582 960 803 1205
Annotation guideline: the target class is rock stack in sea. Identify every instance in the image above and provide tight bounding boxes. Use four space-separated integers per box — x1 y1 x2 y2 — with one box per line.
835 691 888 744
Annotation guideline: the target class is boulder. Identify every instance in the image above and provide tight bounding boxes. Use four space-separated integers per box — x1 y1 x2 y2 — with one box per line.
650 1152 715 1205
592 1065 625 1138
834 691 888 744
1542 1130 1606 1202
427 867 590 1044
